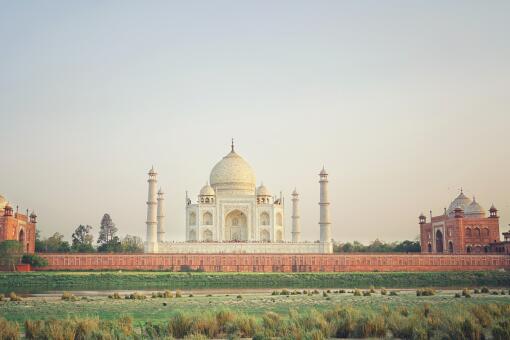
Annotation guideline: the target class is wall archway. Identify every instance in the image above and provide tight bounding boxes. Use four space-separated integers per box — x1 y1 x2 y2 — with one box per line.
427 243 432 252
260 212 270 226
202 229 213 241
189 212 196 226
224 210 247 241
19 229 25 252
203 212 212 225
435 230 443 253
448 241 453 253
276 230 283 242
276 213 283 226
260 229 270 242
189 229 197 241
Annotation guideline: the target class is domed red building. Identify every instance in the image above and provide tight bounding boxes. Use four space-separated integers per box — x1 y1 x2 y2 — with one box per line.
0 195 36 253
419 190 503 254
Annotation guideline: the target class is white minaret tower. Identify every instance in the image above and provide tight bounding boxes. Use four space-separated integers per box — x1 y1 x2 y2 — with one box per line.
291 188 301 242
157 188 165 242
319 167 332 253
145 167 158 253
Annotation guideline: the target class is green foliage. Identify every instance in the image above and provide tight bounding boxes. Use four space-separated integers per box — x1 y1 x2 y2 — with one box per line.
97 213 121 252
1 271 510 294
417 288 436 296
71 225 95 252
120 234 144 253
0 240 23 271
9 292 22 301
36 232 71 253
21 254 48 267
334 239 421 253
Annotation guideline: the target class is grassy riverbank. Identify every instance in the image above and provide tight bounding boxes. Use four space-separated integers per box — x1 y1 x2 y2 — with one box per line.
1 289 510 339
1 271 509 293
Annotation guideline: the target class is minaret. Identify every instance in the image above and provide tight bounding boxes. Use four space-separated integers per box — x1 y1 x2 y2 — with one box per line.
157 188 165 242
319 167 332 253
291 188 301 242
145 167 158 253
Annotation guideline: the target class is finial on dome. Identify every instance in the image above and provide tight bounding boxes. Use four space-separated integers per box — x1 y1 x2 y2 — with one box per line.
460 187 463 194
231 138 234 152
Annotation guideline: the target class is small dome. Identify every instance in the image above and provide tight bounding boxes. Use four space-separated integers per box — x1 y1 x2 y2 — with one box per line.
465 197 486 217
447 190 471 216
210 148 256 193
200 182 215 196
0 195 7 209
257 183 271 196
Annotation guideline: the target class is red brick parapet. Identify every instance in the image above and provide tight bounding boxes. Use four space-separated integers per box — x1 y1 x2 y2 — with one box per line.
35 253 510 272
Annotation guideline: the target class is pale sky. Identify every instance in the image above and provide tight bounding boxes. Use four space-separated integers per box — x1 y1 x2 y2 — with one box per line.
1 1 509 243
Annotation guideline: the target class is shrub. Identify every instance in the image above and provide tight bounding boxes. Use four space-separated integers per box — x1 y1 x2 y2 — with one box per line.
280 289 290 296
492 291 499 295
470 305 493 328
262 312 282 337
369 285 376 293
189 294 194 298
481 287 489 293
0 317 19 340
389 291 398 296
322 291 328 297
353 289 361 296
474 288 480 294
355 314 386 338
416 288 435 296
168 312 193 338
236 295 242 299
271 290 278 296
380 288 387 295
397 306 409 317
455 293 461 298
21 254 48 267
126 292 146 300
113 292 121 299
61 292 77 301
9 292 21 302
338 289 346 294
175 290 182 298
0 293 3 301
362 291 371 296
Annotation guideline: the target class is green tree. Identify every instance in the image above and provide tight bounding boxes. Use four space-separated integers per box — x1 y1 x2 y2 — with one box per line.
121 235 144 253
71 225 95 252
0 241 23 271
44 232 71 252
21 254 48 267
97 214 118 245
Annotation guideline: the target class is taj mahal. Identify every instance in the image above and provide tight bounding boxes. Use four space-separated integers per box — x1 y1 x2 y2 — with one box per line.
145 141 333 254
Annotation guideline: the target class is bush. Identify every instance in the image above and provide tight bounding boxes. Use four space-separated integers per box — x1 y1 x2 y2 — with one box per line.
369 286 376 293
389 291 398 296
416 288 435 296
9 292 21 302
474 288 480 294
280 289 290 296
481 287 490 293
455 293 461 298
61 292 77 301
0 293 3 301
125 292 146 300
355 314 386 338
362 291 371 296
338 289 345 294
380 288 387 295
322 291 328 297
353 289 361 296
236 295 242 299
175 290 182 298
21 254 48 267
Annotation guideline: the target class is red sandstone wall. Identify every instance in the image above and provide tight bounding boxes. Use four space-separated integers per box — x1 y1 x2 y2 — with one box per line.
35 253 510 272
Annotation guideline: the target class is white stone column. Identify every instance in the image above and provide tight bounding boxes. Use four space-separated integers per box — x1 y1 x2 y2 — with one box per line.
157 188 165 242
291 189 301 243
145 167 158 253
319 167 332 253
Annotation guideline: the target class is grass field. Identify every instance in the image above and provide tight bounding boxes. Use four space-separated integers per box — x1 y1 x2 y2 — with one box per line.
2 270 510 294
1 288 510 338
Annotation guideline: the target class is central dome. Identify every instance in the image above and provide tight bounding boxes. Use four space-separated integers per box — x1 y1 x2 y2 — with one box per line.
209 147 256 194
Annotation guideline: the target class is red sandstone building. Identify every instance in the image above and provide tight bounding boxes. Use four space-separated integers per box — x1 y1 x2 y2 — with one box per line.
0 195 36 253
419 190 504 254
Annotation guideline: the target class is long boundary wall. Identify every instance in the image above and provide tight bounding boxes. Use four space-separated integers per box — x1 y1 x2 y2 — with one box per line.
37 253 510 272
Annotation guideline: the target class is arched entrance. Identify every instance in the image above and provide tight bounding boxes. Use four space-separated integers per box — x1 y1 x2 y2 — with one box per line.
260 229 270 242
448 241 453 253
19 229 25 252
189 229 197 241
427 243 432 252
202 229 213 241
224 210 247 241
435 230 443 253
276 230 283 242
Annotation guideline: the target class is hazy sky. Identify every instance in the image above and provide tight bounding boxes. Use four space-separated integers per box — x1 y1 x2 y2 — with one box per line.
1 1 509 243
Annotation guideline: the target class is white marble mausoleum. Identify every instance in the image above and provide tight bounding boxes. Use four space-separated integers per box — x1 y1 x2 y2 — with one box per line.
145 141 332 254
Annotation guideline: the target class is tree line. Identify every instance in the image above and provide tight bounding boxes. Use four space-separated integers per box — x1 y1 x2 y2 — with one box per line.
35 213 144 253
333 239 421 253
